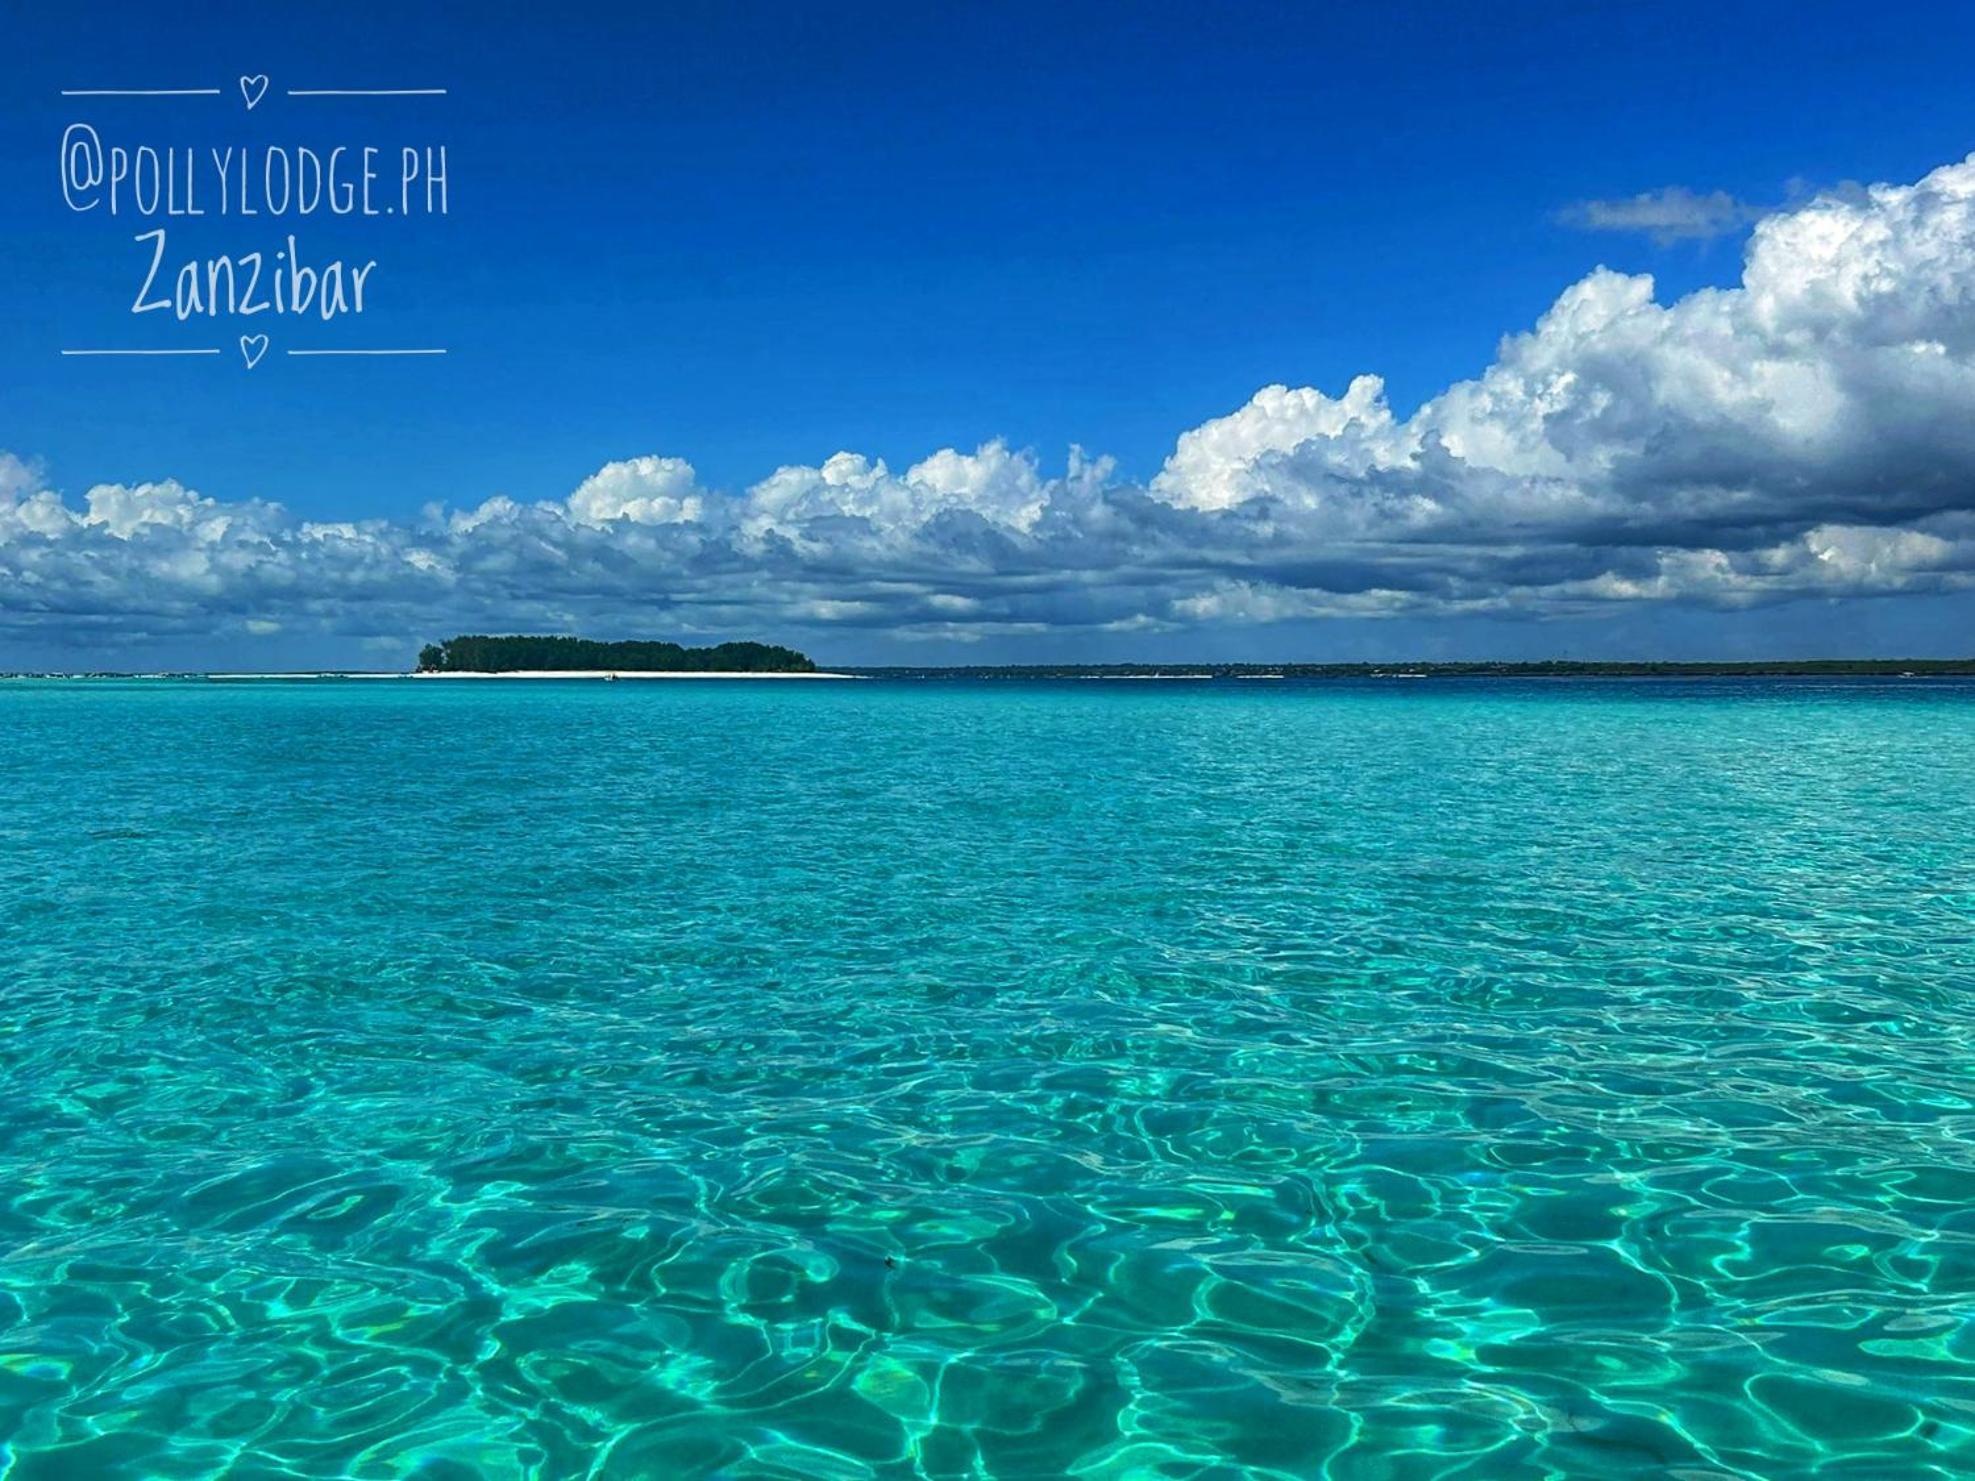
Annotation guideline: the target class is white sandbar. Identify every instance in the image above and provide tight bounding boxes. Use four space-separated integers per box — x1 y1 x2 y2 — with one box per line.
409 670 858 680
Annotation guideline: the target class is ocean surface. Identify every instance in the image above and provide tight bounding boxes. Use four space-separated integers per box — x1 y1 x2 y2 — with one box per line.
2 677 1972 1479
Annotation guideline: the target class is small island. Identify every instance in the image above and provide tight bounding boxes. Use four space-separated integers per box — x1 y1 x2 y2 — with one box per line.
415 635 839 678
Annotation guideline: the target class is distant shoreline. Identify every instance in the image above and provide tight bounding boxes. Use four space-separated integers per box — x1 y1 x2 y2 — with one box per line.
2 660 1972 682
845 659 1975 680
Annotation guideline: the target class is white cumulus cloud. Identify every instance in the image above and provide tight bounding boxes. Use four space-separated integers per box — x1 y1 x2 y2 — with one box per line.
5 155 1975 659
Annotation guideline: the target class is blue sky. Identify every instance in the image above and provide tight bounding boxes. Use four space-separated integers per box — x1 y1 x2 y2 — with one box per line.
3 1 1974 665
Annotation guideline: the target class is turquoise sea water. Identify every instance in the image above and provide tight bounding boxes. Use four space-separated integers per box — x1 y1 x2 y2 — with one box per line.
2 677 1973 1479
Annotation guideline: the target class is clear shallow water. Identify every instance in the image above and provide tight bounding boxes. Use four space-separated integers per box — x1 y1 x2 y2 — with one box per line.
2 677 1973 1479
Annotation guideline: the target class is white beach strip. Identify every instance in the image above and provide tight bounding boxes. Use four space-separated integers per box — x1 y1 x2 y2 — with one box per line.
206 672 361 680
408 669 860 680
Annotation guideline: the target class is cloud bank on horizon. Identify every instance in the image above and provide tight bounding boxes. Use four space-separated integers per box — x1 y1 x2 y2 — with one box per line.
6 155 1975 661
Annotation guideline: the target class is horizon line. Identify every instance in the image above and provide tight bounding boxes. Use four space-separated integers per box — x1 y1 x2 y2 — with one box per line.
4 656 1974 682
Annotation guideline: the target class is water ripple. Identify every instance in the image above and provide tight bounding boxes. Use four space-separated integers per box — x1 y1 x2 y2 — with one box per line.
0 678 1972 1477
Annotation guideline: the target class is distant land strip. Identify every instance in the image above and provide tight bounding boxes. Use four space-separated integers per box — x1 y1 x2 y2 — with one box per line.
3 659 1974 681
843 659 1975 679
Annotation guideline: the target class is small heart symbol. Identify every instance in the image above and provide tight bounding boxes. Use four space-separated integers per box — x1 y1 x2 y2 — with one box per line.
239 334 269 369
240 75 269 110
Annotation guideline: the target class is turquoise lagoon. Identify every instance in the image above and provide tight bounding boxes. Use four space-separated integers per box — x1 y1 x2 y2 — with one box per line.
1 677 1972 1478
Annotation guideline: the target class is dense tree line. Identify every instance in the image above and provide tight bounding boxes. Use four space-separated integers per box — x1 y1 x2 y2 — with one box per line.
417 635 816 673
